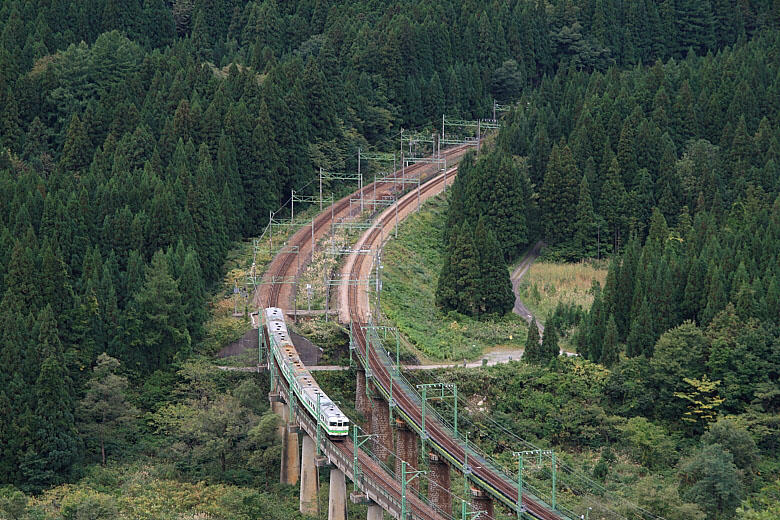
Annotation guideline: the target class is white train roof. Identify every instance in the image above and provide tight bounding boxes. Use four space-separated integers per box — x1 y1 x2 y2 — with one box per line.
265 307 285 322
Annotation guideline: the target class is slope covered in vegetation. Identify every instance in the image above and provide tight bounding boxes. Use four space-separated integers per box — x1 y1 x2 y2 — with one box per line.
1 0 780 517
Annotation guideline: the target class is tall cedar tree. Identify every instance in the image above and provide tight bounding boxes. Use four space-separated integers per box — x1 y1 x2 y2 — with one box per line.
474 218 514 316
524 318 543 364
574 174 598 256
541 319 559 362
20 306 78 489
436 223 480 316
601 314 619 368
124 251 191 374
541 143 580 244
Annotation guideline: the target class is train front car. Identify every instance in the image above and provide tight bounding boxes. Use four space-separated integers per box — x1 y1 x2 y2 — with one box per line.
263 307 349 438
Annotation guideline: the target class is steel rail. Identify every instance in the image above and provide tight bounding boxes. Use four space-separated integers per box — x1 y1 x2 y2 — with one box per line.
258 144 470 311
345 175 566 520
260 145 473 520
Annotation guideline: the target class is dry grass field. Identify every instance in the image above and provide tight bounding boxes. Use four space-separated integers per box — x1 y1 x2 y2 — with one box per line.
516 261 608 323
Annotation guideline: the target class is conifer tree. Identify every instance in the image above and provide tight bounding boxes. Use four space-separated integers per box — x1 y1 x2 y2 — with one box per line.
601 314 619 368
59 114 92 175
179 248 207 342
626 297 655 358
617 120 638 188
586 283 607 361
125 251 191 374
524 318 543 364
474 219 514 316
615 235 641 339
1 241 40 313
574 174 598 257
541 143 579 243
541 319 559 362
436 223 481 316
600 158 627 252
20 306 78 488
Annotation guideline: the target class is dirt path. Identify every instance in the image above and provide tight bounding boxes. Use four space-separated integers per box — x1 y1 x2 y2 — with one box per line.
511 240 545 334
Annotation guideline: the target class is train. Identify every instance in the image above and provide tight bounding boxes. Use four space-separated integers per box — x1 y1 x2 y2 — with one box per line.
263 307 350 437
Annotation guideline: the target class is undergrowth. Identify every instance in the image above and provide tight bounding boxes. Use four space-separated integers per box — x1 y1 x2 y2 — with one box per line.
381 194 528 361
515 261 608 324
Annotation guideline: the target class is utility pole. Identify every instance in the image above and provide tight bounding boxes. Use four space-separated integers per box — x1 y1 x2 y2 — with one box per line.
400 461 425 520
416 383 458 454
357 148 363 213
513 450 555 513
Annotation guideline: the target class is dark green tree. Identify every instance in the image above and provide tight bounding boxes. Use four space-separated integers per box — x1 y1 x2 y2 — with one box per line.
601 314 619 368
436 223 480 316
541 319 559 363
20 306 78 489
474 219 514 316
124 251 191 374
626 297 655 358
541 143 579 244
679 444 742 519
600 158 627 252
59 114 92 175
490 59 524 103
524 318 543 364
574 174 598 257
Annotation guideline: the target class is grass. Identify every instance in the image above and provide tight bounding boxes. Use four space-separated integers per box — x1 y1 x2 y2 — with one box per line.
515 261 608 324
381 193 528 362
294 222 366 310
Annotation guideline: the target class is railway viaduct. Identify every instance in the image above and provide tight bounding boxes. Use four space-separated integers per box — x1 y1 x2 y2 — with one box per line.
252 144 569 520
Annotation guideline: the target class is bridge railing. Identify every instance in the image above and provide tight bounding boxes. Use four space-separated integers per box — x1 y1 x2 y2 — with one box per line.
278 363 472 520
361 321 578 520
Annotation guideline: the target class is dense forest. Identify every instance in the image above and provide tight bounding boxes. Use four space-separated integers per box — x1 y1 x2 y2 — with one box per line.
432 10 780 520
1 0 780 517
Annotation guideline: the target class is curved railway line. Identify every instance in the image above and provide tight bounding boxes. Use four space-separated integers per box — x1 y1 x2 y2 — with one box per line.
260 145 471 520
270 350 442 520
344 176 562 520
257 145 471 312
259 143 562 520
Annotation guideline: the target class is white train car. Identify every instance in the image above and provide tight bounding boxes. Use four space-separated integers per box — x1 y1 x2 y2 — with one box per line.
264 307 349 437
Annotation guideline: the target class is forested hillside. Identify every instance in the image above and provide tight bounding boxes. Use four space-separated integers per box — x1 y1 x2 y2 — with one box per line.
429 14 780 520
2 0 780 516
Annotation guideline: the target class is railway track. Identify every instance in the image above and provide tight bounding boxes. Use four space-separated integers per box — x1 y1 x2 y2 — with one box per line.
260 145 471 520
345 178 564 519
270 354 442 520
257 144 471 311
260 142 561 519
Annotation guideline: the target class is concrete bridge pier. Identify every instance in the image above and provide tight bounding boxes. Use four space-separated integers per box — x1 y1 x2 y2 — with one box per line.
366 503 383 520
471 487 494 519
428 452 451 515
328 467 347 520
370 393 392 464
280 405 300 485
395 419 420 491
300 434 318 516
355 368 372 426
272 400 285 436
